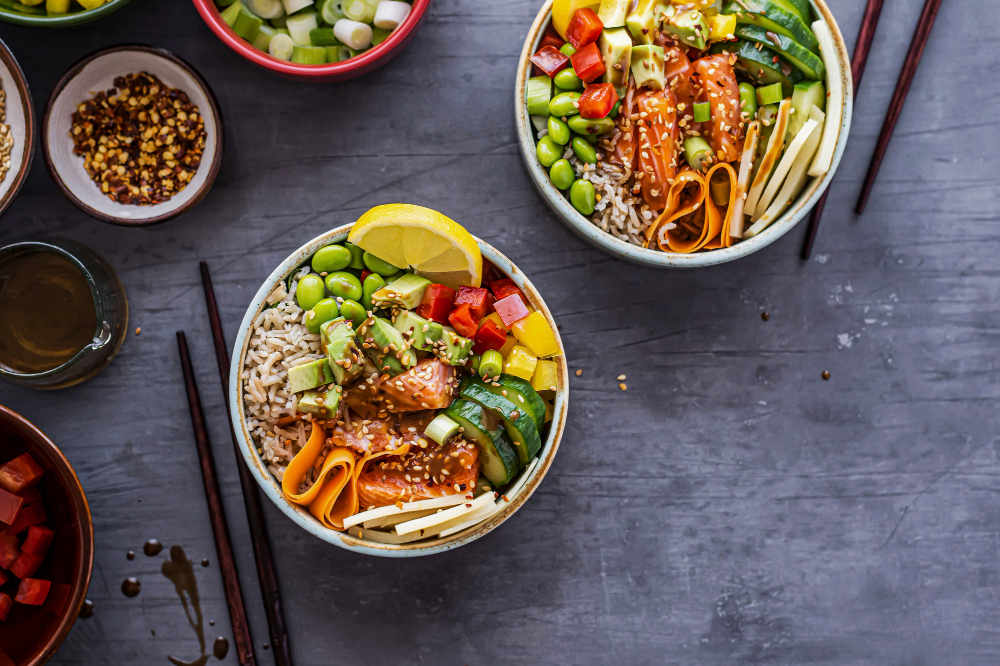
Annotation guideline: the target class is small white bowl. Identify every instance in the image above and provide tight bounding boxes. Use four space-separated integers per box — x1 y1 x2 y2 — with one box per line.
0 38 34 219
42 45 224 226
515 0 854 268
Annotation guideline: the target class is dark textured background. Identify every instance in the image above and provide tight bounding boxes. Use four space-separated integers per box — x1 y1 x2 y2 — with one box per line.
3 0 999 663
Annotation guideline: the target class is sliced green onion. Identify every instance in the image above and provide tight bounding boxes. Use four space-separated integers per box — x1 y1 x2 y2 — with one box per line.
292 45 326 63
425 414 460 446
252 24 282 50
371 26 391 46
319 0 345 23
693 101 711 123
373 0 409 29
281 0 313 13
479 350 503 380
756 82 784 106
268 32 296 60
333 17 372 50
286 11 318 45
219 0 244 27
683 136 713 171
270 13 288 28
738 82 758 122
246 0 283 19
342 0 373 22
333 44 353 61
309 27 340 45
233 9 263 40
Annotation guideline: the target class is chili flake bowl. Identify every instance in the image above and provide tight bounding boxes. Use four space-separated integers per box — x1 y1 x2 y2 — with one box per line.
514 0 853 268
41 45 224 227
0 0 132 28
228 223 570 557
0 38 34 220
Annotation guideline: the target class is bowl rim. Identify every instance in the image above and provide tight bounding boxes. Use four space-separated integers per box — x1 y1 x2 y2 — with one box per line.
0 0 132 27
0 37 35 221
227 223 570 557
514 0 854 268
40 44 225 227
190 0 432 79
0 404 95 666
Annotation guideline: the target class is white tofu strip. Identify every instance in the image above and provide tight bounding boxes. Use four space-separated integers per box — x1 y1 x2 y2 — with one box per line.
342 493 472 529
808 20 844 177
394 492 497 536
347 526 428 545
752 117 821 221
728 121 760 239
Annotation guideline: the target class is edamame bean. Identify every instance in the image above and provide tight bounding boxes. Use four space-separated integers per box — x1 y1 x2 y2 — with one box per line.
340 299 368 329
608 98 622 119
738 82 758 122
559 43 576 57
553 68 582 91
569 179 596 215
305 298 340 333
536 136 563 167
567 115 614 136
311 244 352 273
295 274 326 310
362 273 386 310
344 241 365 269
325 271 363 301
362 251 401 276
571 136 598 164
547 116 571 145
548 91 581 118
549 159 575 191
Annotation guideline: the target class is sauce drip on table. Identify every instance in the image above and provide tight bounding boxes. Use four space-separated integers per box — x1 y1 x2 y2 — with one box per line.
143 539 163 556
162 546 212 666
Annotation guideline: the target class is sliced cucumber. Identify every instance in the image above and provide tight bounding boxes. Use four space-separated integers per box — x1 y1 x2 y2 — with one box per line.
733 24 825 80
527 76 553 117
786 79 825 140
459 377 541 466
479 375 548 432
722 0 819 53
709 40 803 96
445 400 519 488
768 0 808 22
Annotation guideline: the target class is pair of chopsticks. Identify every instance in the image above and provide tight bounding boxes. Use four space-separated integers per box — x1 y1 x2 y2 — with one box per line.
801 0 943 259
175 264 294 666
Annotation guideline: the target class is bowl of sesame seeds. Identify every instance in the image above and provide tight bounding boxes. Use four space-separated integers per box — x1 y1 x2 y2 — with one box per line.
41 45 224 226
0 38 35 220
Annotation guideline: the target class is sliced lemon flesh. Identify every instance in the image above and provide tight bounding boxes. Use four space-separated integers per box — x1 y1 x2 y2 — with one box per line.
347 204 483 289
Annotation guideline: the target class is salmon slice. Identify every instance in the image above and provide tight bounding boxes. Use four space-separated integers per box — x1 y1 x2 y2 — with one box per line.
635 88 680 210
343 358 457 419
692 54 743 164
357 439 480 509
329 414 404 455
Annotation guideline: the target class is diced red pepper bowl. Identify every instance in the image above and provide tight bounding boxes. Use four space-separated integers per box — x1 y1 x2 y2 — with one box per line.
190 0 431 83
0 406 93 666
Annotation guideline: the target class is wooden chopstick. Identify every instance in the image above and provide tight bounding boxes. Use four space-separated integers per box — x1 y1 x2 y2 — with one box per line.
199 262 293 666
800 0 886 260
176 332 257 666
855 0 944 214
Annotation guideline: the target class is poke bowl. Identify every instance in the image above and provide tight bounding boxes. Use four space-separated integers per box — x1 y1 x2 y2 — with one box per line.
515 0 853 267
229 204 569 556
0 0 133 28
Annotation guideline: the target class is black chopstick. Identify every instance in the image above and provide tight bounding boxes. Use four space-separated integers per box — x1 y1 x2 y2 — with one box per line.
176 332 257 666
800 0 886 260
199 262 293 666
855 0 944 214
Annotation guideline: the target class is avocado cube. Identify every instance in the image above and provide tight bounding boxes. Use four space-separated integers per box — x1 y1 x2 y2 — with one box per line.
371 273 431 310
393 310 443 351
287 358 335 393
359 316 417 376
297 386 342 419
321 318 365 385
662 5 709 49
626 0 658 44
436 326 473 366
630 45 665 91
597 0 630 28
599 28 632 88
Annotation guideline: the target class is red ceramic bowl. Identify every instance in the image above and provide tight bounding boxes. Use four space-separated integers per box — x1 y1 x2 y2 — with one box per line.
191 0 431 82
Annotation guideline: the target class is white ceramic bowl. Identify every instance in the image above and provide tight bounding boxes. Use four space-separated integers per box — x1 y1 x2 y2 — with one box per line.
515 0 853 268
229 224 570 557
42 45 223 226
0 38 34 219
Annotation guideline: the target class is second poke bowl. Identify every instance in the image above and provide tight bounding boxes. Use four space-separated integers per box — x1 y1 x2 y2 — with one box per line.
229 205 568 556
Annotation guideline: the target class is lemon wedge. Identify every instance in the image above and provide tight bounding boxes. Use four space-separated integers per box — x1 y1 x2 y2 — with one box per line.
347 204 483 289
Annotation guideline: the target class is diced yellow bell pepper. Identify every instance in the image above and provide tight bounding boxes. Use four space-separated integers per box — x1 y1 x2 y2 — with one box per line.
708 14 737 42
77 0 107 8
504 345 538 381
46 0 70 12
552 0 601 39
20 0 44 6
531 359 559 393
511 312 560 358
544 399 554 423
498 334 518 359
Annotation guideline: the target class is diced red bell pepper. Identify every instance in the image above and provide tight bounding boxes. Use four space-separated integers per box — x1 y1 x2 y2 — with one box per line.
0 532 18 569
360 269 372 282
447 304 479 339
0 593 11 621
540 25 565 50
530 45 570 78
454 286 490 319
579 82 619 119
9 552 42 579
43 582 70 618
22 525 53 559
570 42 606 84
0 569 9 586
15 578 50 606
473 320 508 354
17 487 41 503
0 454 43 494
494 294 531 327
566 8 603 49
8 502 46 535
416 284 456 325
490 279 530 308
0 489 23 526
